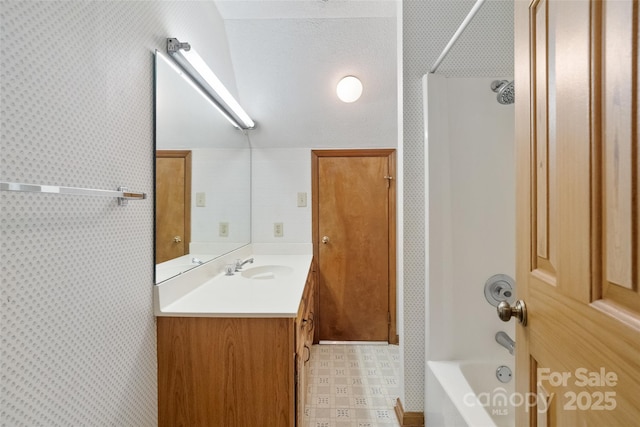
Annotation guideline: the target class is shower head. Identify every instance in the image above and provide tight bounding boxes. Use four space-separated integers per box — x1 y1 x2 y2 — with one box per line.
490 80 515 105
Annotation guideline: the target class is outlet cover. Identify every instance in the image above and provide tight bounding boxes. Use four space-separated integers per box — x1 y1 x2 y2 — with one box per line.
274 222 284 237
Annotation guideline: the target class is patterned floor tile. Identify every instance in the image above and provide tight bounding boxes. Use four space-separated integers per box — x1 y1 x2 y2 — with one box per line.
303 344 401 427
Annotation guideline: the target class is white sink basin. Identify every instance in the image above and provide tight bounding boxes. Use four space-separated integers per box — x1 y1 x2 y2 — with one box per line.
241 265 294 280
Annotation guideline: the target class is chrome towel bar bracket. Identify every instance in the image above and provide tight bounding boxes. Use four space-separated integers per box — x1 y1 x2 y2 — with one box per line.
0 181 146 206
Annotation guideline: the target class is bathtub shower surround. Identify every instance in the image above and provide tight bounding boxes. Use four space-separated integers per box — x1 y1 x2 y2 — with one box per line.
424 75 516 426
427 361 515 427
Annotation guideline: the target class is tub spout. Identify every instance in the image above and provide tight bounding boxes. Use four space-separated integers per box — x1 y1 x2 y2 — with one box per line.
495 331 515 355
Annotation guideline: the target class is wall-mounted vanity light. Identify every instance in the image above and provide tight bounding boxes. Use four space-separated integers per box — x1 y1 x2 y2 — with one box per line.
166 38 255 130
336 75 363 103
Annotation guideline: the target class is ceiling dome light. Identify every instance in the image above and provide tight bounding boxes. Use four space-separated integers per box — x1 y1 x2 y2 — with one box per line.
336 76 363 103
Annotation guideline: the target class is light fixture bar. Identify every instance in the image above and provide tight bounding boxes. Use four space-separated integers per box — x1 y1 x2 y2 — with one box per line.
157 51 240 129
166 38 255 130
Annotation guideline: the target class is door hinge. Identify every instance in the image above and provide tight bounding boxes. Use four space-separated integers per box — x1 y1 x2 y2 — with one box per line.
384 175 393 189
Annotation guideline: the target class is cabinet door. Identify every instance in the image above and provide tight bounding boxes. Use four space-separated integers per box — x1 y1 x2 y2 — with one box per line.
295 263 316 426
296 344 310 426
295 321 311 425
157 317 295 427
307 264 316 345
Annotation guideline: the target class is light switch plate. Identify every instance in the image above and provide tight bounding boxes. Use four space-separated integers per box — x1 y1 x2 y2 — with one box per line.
219 222 229 237
196 192 206 207
297 192 307 207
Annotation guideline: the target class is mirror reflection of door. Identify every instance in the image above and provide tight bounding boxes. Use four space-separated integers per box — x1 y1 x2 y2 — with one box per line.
156 150 192 264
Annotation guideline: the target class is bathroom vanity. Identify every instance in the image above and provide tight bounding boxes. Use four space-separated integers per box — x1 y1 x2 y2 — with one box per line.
155 253 315 427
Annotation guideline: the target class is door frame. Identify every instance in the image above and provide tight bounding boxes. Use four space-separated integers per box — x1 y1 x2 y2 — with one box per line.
155 150 192 263
311 149 398 344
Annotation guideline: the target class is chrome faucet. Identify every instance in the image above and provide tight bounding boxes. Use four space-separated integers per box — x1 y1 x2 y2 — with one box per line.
192 257 204 265
495 331 515 355
235 257 254 271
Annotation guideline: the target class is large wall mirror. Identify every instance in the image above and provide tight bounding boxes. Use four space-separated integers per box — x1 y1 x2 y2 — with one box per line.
154 52 251 284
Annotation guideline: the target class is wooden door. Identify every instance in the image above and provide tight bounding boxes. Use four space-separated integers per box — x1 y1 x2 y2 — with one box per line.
156 150 191 264
312 149 396 342
515 0 640 425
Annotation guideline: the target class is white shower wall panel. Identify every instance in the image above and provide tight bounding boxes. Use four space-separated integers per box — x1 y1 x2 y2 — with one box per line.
425 75 516 363
446 77 516 359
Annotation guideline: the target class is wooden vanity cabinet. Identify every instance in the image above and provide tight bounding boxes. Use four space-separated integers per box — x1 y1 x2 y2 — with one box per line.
157 260 316 427
295 261 316 425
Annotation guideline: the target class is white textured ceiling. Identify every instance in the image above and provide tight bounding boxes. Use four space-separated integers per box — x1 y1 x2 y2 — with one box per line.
215 0 514 149
216 0 396 19
216 0 398 148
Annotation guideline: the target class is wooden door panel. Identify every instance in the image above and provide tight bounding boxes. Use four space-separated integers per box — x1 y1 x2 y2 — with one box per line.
156 151 191 264
528 287 640 426
599 0 640 314
315 152 393 342
531 0 593 302
319 156 388 341
553 0 592 304
532 0 557 276
516 0 640 425
603 0 634 290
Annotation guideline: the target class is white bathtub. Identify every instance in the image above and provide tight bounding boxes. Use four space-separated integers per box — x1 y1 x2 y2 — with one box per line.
427 361 515 427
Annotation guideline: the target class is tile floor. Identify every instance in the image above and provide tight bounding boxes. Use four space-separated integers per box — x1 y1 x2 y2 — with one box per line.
303 344 402 427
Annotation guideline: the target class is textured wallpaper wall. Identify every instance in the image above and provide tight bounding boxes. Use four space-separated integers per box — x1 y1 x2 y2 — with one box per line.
0 2 235 425
402 0 514 411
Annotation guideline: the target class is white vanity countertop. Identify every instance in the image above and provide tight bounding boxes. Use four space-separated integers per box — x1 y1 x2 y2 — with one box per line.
155 253 313 318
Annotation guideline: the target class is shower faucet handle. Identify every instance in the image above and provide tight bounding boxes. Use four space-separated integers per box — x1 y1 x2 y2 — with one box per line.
497 300 528 326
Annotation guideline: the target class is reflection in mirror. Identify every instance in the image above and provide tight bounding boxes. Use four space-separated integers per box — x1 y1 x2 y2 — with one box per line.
154 51 251 284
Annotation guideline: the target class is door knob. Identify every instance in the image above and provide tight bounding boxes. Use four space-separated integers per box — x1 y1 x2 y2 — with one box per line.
322 236 330 244
497 300 527 326
173 236 182 243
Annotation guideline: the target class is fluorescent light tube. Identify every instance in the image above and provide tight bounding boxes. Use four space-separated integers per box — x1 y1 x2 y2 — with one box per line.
167 38 255 130
156 51 240 129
